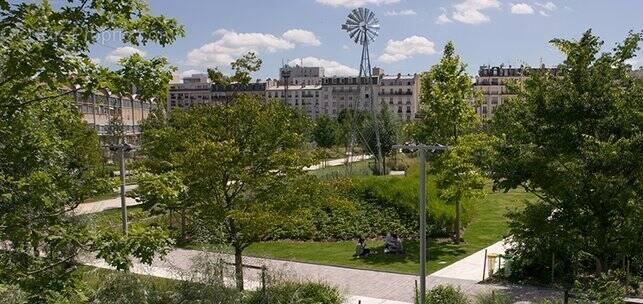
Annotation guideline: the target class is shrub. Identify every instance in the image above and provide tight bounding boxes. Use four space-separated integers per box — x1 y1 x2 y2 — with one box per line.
244 281 343 304
0 285 28 304
420 285 469 304
573 274 627 304
91 273 155 304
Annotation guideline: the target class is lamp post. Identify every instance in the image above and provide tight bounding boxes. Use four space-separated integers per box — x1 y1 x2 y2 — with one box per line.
392 143 448 304
108 142 134 235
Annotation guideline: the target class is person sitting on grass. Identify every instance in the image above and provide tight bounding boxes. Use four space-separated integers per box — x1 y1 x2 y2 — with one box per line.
384 233 403 254
353 236 371 258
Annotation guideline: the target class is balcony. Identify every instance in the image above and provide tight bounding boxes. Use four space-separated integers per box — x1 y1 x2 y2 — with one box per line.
379 91 412 96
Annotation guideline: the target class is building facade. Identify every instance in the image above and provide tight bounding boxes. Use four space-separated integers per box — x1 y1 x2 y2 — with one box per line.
265 84 322 118
279 65 324 85
169 67 421 122
473 65 558 119
379 73 420 121
167 73 212 110
320 75 380 118
74 91 153 145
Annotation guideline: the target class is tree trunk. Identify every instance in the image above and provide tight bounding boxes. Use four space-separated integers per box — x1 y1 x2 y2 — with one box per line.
234 245 244 291
382 154 386 175
454 200 461 244
180 211 186 243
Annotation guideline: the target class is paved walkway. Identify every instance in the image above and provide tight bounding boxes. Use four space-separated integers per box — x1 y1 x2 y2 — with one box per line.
431 240 507 281
79 242 560 303
73 197 140 215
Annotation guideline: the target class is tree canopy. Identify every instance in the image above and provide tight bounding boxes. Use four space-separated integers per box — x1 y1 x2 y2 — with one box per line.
138 96 317 290
409 41 480 146
207 52 263 86
491 30 643 283
0 0 184 301
410 42 486 243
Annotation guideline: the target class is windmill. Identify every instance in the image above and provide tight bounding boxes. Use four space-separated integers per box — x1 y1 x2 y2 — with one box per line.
341 7 384 175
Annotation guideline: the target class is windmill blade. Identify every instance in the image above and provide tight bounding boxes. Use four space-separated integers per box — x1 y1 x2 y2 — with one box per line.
348 10 361 24
345 18 360 26
364 8 371 22
365 9 374 24
357 7 365 21
353 31 362 44
349 28 360 39
343 24 359 32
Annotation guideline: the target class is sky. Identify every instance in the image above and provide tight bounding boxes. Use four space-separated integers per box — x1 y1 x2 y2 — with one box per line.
88 0 643 81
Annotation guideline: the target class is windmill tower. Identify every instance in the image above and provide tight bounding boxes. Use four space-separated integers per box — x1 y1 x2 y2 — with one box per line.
341 7 384 175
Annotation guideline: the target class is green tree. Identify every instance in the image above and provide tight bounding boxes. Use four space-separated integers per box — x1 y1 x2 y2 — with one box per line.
409 41 479 146
363 107 400 173
313 115 340 148
410 41 483 243
0 0 184 301
207 52 263 86
138 96 316 291
491 30 643 283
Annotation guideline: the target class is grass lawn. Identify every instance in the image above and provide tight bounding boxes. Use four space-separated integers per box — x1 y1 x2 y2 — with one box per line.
79 205 150 231
227 188 534 275
309 160 372 180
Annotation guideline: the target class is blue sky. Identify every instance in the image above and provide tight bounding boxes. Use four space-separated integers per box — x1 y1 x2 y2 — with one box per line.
90 0 643 80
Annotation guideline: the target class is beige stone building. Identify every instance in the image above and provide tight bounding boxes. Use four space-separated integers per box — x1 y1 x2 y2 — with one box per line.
265 84 322 118
169 67 421 122
473 65 559 119
378 73 420 121
279 65 324 86
168 74 268 110
320 75 380 117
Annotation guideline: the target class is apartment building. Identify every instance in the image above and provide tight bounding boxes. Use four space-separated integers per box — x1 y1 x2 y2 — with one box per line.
473 65 559 119
265 83 322 118
321 75 380 118
168 74 267 110
167 73 212 110
74 91 153 144
169 67 421 122
378 73 420 121
279 65 324 85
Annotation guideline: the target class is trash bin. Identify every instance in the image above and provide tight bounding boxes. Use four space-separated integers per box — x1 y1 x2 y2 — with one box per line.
502 254 514 278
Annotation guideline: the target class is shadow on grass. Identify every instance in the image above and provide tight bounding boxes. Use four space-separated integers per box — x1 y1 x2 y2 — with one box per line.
350 240 467 268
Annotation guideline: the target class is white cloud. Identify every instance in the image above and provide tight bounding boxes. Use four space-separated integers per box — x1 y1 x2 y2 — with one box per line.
378 36 436 63
510 3 534 14
625 58 640 67
90 57 102 64
535 1 557 16
451 0 501 24
187 29 295 67
342 45 351 50
105 46 146 64
316 0 399 7
536 1 557 11
435 13 453 24
289 57 358 76
282 29 321 46
385 9 417 16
